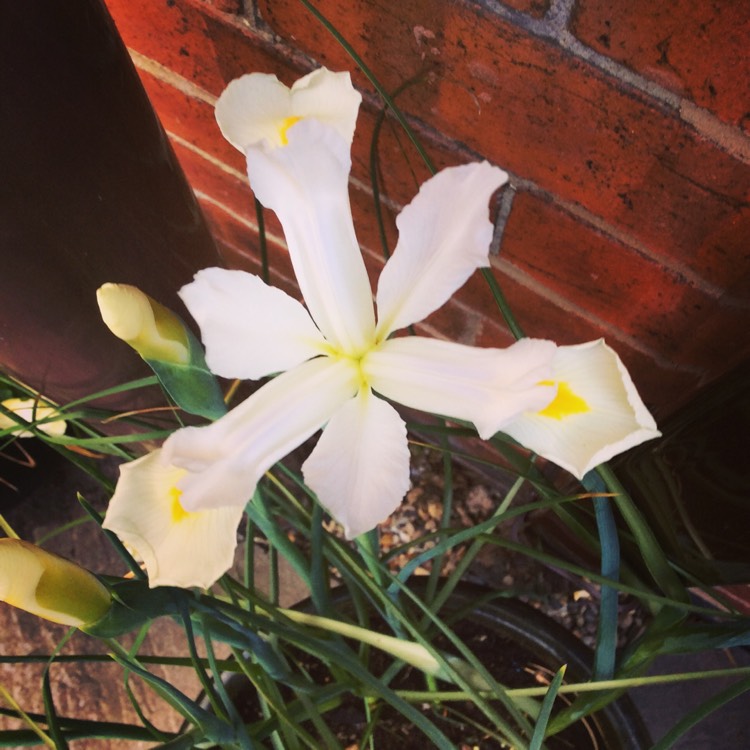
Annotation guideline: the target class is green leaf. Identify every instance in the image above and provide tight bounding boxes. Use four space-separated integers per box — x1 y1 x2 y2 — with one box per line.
529 665 566 750
144 328 226 420
83 580 185 637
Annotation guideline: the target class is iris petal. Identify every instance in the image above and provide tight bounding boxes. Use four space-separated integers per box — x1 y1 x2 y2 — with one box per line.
179 268 326 379
290 68 361 146
303 390 411 539
376 162 508 338
245 119 376 353
102 451 244 589
215 73 294 151
163 357 358 511
215 68 361 151
501 340 661 478
365 336 556 440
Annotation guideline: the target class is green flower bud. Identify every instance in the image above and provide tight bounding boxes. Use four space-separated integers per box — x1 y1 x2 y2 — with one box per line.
0 539 111 627
96 283 190 365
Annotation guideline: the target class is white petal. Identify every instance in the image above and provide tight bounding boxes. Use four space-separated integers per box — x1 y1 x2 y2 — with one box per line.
179 268 326 379
302 390 411 539
163 357 358 510
376 162 508 337
215 68 361 152
245 119 375 353
102 451 244 589
215 73 293 151
501 340 661 479
290 68 361 146
364 336 556 440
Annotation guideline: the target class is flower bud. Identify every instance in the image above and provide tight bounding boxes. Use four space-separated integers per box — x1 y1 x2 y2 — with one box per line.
0 398 66 438
0 539 111 627
96 283 190 365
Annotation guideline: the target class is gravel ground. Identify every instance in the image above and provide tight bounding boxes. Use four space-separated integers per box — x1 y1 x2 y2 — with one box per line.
370 443 648 651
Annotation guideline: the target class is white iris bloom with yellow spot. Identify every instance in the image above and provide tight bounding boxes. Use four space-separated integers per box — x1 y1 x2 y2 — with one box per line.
102 68 661 589
502 340 661 478
161 69 558 539
102 450 244 589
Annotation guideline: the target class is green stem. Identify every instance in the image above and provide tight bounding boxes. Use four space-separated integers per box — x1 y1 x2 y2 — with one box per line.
296 0 436 175
390 665 750 701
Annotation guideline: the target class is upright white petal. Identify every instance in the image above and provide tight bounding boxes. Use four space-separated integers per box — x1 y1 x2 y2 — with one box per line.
215 73 294 151
376 162 508 338
103 451 244 589
365 336 556 440
164 357 358 511
179 268 326 379
302 390 411 539
216 68 361 152
245 119 376 353
501 340 661 479
290 68 361 146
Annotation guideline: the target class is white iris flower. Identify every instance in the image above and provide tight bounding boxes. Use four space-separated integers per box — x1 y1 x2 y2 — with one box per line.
101 69 660 589
162 69 557 539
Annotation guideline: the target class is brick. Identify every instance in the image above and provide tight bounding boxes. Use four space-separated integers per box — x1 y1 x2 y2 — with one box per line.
498 192 729 361
503 0 550 19
473 275 702 418
254 0 750 290
106 0 301 96
571 0 750 131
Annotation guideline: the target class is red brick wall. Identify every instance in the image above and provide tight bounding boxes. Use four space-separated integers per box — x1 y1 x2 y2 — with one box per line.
103 0 750 419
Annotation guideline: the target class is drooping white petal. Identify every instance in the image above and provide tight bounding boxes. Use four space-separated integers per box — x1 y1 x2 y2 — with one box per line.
375 162 508 338
102 451 244 589
163 356 358 511
215 73 295 151
302 389 411 539
215 68 361 152
501 340 661 479
290 68 361 146
364 336 557 440
245 119 376 353
179 268 326 379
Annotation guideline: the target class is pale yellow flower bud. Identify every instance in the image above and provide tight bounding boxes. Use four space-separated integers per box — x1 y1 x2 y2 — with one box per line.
0 398 66 438
96 283 190 364
0 539 111 627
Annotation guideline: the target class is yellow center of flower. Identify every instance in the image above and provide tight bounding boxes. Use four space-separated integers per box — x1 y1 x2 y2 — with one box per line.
170 486 190 523
278 116 302 145
537 381 590 420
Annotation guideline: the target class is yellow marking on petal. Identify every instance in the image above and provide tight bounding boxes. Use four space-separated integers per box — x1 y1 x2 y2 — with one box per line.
170 486 190 523
537 381 590 420
278 116 302 145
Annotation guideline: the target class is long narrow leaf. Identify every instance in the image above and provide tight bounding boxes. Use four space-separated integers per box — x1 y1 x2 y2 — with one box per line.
529 665 566 750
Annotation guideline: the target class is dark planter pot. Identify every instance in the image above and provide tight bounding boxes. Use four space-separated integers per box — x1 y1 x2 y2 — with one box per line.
216 581 650 749
0 0 223 409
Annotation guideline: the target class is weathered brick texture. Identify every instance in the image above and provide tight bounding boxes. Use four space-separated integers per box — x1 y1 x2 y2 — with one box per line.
104 0 750 418
571 0 750 131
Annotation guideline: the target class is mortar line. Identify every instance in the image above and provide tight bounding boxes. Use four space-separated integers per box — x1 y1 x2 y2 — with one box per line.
492 258 705 375
466 1 750 163
507 177 733 303
489 184 516 256
128 48 217 106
